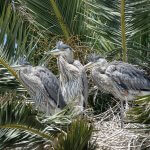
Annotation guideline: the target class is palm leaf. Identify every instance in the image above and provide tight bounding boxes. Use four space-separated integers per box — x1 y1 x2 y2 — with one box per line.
83 0 150 63
0 96 53 149
0 2 41 91
0 93 94 149
0 93 72 149
54 119 93 150
127 95 150 125
17 0 84 38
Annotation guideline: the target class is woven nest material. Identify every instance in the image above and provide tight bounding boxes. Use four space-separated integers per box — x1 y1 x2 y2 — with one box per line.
88 104 150 150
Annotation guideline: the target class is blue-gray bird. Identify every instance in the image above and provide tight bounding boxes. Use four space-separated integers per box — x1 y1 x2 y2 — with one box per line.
48 41 88 112
17 57 66 115
84 54 150 126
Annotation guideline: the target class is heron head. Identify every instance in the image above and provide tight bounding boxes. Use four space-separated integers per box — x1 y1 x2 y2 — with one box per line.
84 53 107 71
18 56 30 66
12 56 31 71
47 41 73 60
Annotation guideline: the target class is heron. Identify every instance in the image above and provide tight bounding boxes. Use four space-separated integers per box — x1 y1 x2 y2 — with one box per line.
17 57 66 115
84 54 150 127
48 41 88 112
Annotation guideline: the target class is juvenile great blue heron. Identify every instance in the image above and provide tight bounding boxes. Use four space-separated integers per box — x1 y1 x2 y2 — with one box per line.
48 41 88 112
84 54 150 126
17 57 66 115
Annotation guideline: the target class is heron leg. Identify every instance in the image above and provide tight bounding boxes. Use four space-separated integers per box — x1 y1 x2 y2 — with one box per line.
120 100 124 128
125 97 129 110
93 88 98 105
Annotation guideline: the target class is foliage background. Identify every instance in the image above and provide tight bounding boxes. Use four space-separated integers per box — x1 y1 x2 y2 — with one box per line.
0 0 149 149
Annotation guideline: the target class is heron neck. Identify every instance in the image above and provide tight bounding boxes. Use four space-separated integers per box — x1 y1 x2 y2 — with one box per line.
62 51 74 64
57 56 76 82
67 57 74 64
93 65 107 73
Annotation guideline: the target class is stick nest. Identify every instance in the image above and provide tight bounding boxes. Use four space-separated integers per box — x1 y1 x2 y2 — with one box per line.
88 104 150 150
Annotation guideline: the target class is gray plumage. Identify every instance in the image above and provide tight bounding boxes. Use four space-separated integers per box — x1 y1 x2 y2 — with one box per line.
85 54 150 127
85 55 150 101
17 57 66 115
50 41 88 110
73 60 88 107
106 61 150 92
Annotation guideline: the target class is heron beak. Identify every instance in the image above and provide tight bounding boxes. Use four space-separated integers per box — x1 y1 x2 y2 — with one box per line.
84 62 95 71
12 65 26 71
47 48 62 56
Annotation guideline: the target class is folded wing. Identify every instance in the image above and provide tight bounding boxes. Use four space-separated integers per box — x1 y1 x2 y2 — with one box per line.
33 66 66 108
105 61 150 91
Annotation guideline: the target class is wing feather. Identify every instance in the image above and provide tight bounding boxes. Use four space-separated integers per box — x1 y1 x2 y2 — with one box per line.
105 61 150 91
33 66 66 108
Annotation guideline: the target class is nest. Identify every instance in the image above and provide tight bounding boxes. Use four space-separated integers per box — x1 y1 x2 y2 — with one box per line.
89 104 150 150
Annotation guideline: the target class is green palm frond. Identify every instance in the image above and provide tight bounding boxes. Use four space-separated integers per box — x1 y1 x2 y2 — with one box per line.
0 4 37 62
13 0 150 66
0 3 41 91
17 0 84 38
0 96 53 149
0 94 68 149
0 65 21 92
127 95 150 125
54 119 94 150
83 0 150 63
0 93 94 149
